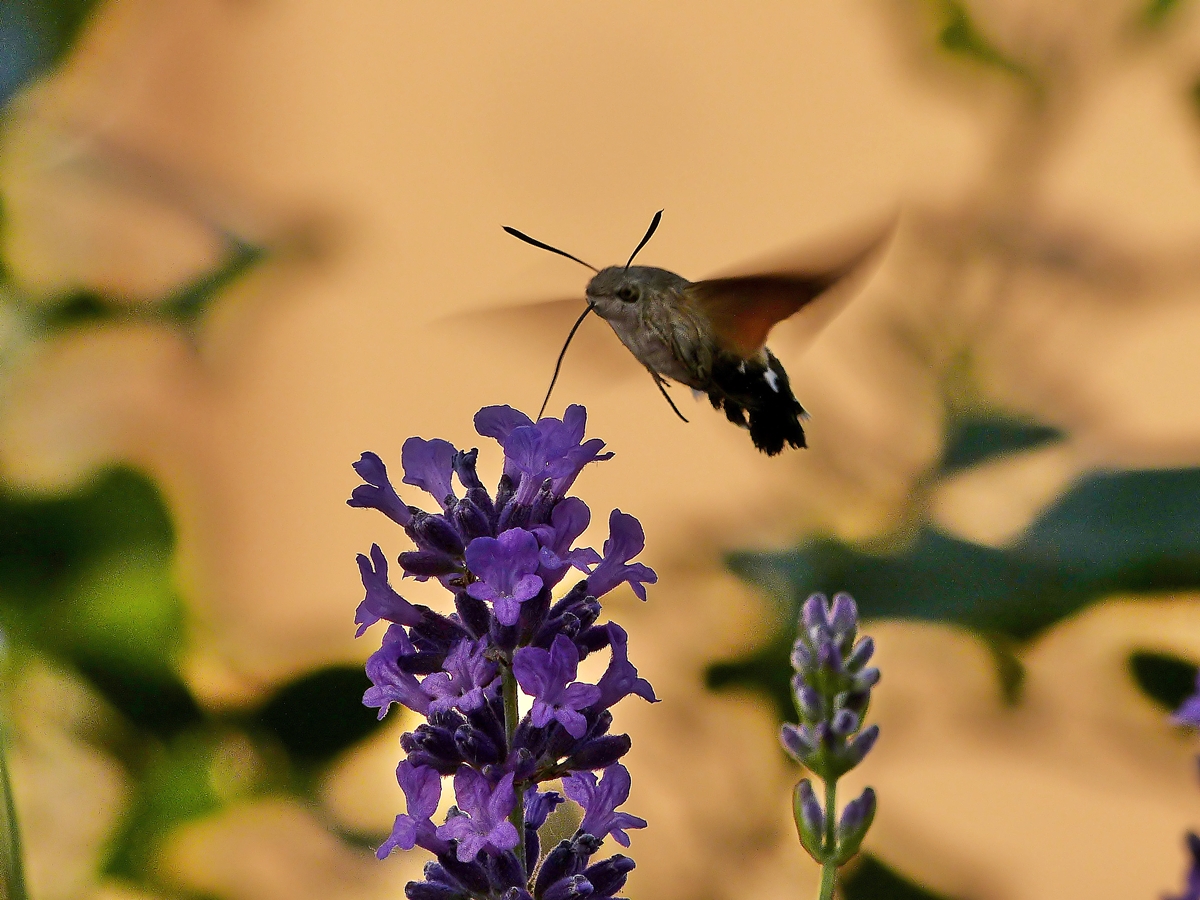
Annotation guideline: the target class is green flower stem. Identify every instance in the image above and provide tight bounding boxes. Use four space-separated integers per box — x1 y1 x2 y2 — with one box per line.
501 659 526 875
817 777 837 900
0 706 26 900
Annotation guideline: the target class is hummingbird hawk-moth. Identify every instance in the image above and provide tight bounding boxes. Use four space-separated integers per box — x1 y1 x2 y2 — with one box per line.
503 211 887 456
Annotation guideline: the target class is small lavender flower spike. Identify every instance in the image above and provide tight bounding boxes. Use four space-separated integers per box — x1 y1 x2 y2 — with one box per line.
781 592 879 899
1167 680 1200 900
349 405 654 900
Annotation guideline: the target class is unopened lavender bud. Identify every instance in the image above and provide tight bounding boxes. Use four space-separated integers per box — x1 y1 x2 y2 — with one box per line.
796 684 822 720
451 498 491 541
845 636 875 672
792 778 826 860
399 550 462 578
853 667 881 691
411 512 466 556
817 639 842 673
830 709 859 736
837 688 871 717
564 734 632 770
828 593 857 634
790 640 813 671
405 883 465 900
543 875 594 900
780 723 817 763
582 855 635 896
802 594 830 631
834 787 877 865
845 724 880 767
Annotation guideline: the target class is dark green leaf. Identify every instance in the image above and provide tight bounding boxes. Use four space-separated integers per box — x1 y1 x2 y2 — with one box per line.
1129 651 1196 713
162 240 266 326
940 416 1064 473
1141 0 1189 28
253 666 385 767
843 855 956 900
0 0 99 106
0 713 27 900
711 467 1200 719
932 0 1035 84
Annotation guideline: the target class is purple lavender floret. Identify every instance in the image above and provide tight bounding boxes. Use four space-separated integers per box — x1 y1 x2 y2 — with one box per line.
513 635 602 738
782 592 879 871
1176 673 1200 728
436 768 521 862
349 406 653 897
466 529 544 627
355 543 423 636
562 764 647 848
378 761 450 859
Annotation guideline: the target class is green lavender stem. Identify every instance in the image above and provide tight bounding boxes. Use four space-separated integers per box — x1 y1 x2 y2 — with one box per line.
0 707 26 900
817 778 838 900
501 659 526 876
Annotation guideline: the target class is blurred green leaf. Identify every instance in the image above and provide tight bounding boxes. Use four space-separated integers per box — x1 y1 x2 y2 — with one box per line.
252 666 385 768
104 733 233 880
0 712 27 900
0 0 99 106
843 855 954 900
0 467 204 736
931 0 1035 85
161 239 266 326
37 238 267 336
1129 651 1197 712
940 416 1064 474
710 465 1200 719
1141 0 1189 28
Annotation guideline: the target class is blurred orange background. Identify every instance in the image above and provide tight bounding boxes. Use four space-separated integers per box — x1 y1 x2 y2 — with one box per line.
3 1 1200 898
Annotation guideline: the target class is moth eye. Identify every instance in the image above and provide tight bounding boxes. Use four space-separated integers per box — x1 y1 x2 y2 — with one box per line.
617 284 640 303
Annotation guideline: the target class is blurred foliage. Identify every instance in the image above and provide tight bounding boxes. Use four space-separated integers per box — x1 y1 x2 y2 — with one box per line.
1141 0 1191 29
710 411 1200 719
1130 651 1198 712
929 0 1035 85
0 0 98 106
844 855 955 900
0 466 387 882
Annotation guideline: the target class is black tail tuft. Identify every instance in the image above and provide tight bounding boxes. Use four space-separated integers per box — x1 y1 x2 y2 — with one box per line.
707 349 806 455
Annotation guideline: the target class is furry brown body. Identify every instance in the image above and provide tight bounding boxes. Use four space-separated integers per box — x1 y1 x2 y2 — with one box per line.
585 265 808 455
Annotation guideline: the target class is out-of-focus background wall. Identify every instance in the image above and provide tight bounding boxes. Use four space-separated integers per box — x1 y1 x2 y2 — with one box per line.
2 1 1200 898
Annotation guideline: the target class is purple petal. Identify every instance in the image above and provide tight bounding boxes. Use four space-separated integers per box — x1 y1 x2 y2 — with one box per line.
587 510 657 600
348 452 412 526
363 625 432 717
553 705 589 739
376 814 417 857
594 623 657 709
355 544 422 636
397 761 443 820
401 437 458 509
513 645 554 699
474 406 534 443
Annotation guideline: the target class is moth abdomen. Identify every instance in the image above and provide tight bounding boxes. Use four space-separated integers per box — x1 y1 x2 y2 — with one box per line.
706 349 806 455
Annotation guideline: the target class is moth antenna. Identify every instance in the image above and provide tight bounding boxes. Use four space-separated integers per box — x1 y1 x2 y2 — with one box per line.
646 370 689 423
503 226 599 273
538 303 596 419
625 209 663 270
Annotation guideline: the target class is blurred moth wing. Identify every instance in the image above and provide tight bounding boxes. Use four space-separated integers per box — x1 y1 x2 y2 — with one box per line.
685 224 891 357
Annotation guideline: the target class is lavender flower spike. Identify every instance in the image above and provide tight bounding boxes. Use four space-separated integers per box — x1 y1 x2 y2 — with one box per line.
782 592 880 900
352 404 654 899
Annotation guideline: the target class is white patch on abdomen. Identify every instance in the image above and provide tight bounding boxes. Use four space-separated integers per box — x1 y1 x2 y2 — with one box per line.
764 368 780 393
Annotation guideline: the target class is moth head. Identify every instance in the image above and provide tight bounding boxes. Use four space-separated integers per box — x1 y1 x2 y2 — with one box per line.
585 265 687 318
